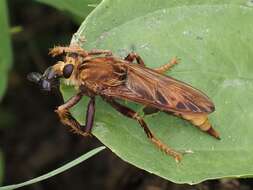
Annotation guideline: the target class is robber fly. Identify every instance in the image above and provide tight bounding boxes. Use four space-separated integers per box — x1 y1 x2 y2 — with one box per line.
28 45 219 162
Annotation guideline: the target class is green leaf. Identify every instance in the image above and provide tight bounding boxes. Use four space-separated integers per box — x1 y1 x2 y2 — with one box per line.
36 0 101 20
0 146 105 190
0 0 12 100
62 0 253 184
0 150 4 185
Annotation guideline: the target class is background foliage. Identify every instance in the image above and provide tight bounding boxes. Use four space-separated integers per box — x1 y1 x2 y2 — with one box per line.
0 0 12 100
0 0 12 184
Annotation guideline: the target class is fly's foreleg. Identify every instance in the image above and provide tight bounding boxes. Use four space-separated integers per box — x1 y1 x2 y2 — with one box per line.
87 49 112 56
124 52 145 66
105 98 182 162
55 93 94 136
55 92 84 135
154 57 179 74
49 45 88 57
50 47 112 57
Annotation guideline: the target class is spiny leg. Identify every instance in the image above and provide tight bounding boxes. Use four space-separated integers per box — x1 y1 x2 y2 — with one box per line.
154 57 179 74
124 53 179 73
55 92 84 134
87 49 112 56
124 52 145 66
55 92 94 136
50 45 112 58
105 98 182 162
49 45 89 57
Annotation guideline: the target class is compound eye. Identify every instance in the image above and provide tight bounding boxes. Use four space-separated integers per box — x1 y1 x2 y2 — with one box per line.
63 64 74 78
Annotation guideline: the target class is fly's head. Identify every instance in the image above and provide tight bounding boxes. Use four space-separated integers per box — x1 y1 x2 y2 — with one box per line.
28 52 81 91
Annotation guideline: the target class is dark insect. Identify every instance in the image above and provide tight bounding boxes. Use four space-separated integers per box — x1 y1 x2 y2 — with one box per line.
28 45 220 162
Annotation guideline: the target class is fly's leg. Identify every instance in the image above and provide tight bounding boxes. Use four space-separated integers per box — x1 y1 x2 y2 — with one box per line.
124 52 145 66
124 53 179 73
154 57 179 74
49 45 89 57
55 93 95 136
87 49 112 56
83 97 96 133
55 92 85 135
105 98 182 162
50 46 112 57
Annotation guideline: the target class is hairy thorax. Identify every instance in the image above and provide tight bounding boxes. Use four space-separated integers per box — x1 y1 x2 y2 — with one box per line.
67 56 127 94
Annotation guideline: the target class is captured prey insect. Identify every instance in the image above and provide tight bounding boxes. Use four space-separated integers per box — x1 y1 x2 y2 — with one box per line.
28 45 220 162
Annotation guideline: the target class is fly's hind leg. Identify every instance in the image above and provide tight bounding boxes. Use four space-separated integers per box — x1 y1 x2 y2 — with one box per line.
154 57 180 74
105 98 182 162
55 92 95 136
124 53 179 73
